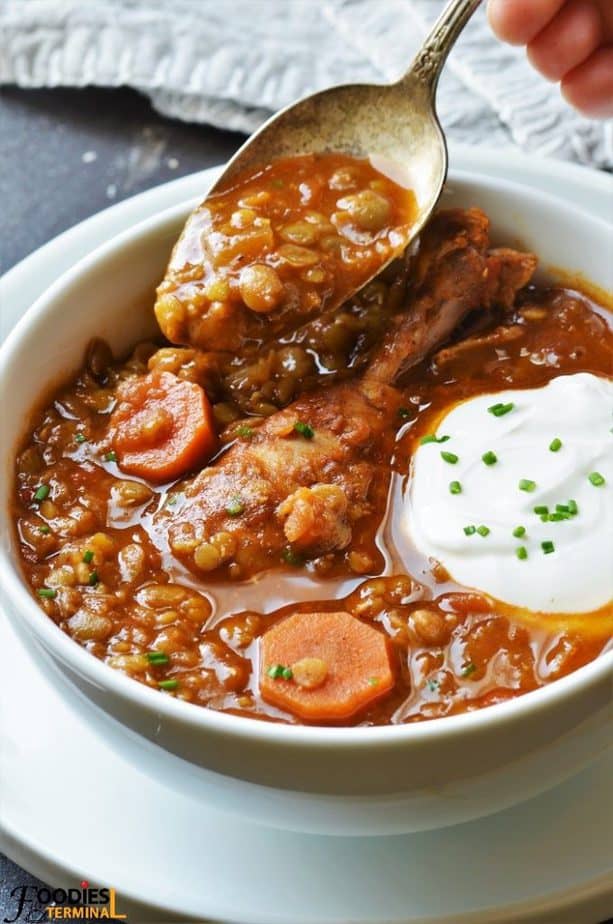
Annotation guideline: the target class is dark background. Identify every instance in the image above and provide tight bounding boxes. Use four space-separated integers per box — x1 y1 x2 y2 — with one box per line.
0 85 244 275
0 84 244 916
1 85 611 924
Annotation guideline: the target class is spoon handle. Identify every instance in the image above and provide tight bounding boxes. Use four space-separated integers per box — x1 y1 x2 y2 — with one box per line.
402 0 483 95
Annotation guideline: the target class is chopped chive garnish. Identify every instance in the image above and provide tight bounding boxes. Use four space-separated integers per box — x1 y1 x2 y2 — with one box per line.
294 421 314 439
588 471 605 487
104 451 117 462
88 570 99 586
568 499 579 516
82 549 94 564
368 677 380 686
267 664 282 679
75 433 87 444
427 678 439 692
548 512 565 522
281 547 303 566
482 450 497 466
441 450 458 464
158 679 179 691
37 587 57 599
516 546 528 560
166 493 178 506
476 525 490 537
549 438 562 452
461 662 477 677
420 433 450 445
267 663 292 680
519 479 537 492
147 651 170 665
513 525 526 538
34 484 50 502
533 505 549 516
38 525 51 535
541 540 555 554
398 407 411 420
488 402 514 417
555 503 570 513
236 424 254 438
226 497 244 517
464 525 476 536
449 480 462 495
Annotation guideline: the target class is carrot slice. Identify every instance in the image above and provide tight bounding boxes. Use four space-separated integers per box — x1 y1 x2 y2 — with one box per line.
260 610 394 723
110 370 217 482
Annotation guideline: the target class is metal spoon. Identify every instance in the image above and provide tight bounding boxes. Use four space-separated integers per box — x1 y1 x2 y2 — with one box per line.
204 0 482 298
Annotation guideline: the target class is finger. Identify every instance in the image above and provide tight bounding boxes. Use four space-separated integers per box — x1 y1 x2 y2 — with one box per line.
561 46 613 117
598 0 613 40
487 0 566 46
527 0 604 82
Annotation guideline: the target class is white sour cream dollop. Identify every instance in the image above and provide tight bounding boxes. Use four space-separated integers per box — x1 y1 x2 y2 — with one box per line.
406 373 613 614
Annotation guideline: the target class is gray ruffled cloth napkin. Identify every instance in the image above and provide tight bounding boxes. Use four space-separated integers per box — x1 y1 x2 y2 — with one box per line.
1 0 611 168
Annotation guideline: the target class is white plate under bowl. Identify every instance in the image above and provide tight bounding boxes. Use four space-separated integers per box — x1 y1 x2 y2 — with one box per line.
1 145 612 922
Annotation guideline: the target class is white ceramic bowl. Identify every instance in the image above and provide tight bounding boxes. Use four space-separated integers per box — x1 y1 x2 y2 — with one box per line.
1 172 611 836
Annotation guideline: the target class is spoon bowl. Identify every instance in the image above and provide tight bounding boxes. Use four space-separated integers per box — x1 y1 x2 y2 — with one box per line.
209 0 482 299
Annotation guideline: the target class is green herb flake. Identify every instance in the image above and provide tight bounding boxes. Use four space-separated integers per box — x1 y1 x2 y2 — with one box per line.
294 421 314 439
158 679 179 691
37 587 57 599
226 497 245 517
519 479 537 493
533 505 549 516
38 525 51 535
368 677 380 687
420 433 450 445
34 484 50 502
461 662 477 677
568 499 579 516
555 503 570 514
549 438 562 452
88 570 99 586
476 525 490 537
588 471 606 487
516 546 528 561
281 547 303 566
147 651 170 665
482 450 498 466
541 540 555 555
427 678 439 692
75 433 87 444
441 450 459 465
449 480 462 495
82 549 94 564
267 663 290 680
513 525 526 538
463 525 476 536
236 424 255 438
488 402 514 417
548 512 565 522
104 450 118 463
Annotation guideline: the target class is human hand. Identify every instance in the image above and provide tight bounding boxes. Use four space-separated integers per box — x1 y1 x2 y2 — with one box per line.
487 0 613 117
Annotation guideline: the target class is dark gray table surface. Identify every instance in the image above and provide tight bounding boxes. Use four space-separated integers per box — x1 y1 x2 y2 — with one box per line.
0 84 243 921
1 85 610 924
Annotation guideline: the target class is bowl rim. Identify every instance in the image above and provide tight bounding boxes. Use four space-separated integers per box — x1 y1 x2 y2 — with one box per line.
1 169 611 750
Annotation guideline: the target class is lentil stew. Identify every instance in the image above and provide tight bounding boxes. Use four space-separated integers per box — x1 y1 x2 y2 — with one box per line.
12 155 613 726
